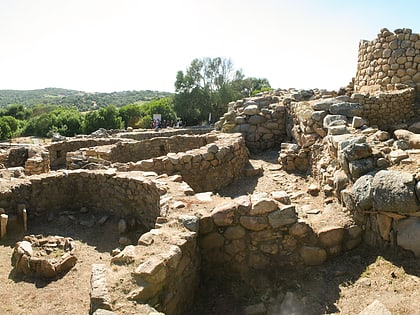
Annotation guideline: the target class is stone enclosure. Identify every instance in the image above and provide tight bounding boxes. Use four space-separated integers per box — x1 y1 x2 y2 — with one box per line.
0 28 419 315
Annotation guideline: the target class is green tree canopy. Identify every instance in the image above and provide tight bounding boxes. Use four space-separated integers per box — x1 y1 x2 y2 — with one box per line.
84 105 123 134
174 57 271 125
23 106 83 137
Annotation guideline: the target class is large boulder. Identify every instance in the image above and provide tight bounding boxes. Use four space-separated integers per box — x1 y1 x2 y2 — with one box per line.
329 102 363 117
372 170 420 212
396 217 420 257
352 175 374 210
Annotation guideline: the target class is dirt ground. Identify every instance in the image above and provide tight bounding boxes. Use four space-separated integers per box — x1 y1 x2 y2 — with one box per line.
1 149 420 314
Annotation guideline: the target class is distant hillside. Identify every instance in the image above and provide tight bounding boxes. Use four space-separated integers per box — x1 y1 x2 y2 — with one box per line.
0 88 173 111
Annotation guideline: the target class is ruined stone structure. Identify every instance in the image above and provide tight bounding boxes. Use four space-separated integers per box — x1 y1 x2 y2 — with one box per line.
353 28 420 126
0 28 419 315
354 28 420 94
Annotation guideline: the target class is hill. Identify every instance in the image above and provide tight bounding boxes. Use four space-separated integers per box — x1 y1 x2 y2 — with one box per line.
0 88 173 111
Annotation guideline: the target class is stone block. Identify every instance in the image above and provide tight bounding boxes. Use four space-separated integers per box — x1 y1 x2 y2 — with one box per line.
267 205 297 228
250 197 278 215
240 216 269 231
133 257 168 284
90 264 112 312
211 202 236 226
317 226 344 248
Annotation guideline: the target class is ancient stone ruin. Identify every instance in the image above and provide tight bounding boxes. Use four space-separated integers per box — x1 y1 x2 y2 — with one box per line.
0 28 419 315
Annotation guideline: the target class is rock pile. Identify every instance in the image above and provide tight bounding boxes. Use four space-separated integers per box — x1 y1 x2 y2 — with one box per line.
11 235 77 277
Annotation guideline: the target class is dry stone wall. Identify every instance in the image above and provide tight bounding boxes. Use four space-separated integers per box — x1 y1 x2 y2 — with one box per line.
354 28 420 94
215 93 288 150
198 193 362 272
48 138 121 169
0 170 161 229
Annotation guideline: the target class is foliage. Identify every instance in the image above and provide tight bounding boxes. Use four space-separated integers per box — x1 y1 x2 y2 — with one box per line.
174 57 271 125
0 104 32 120
0 116 19 140
23 106 83 137
139 97 177 123
119 104 144 129
0 88 173 112
84 105 123 134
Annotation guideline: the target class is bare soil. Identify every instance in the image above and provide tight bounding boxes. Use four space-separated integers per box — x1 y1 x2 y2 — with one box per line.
1 149 420 314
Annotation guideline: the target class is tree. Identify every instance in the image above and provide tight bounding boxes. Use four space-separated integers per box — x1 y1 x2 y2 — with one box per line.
84 105 123 134
23 106 83 137
173 57 270 125
119 104 144 128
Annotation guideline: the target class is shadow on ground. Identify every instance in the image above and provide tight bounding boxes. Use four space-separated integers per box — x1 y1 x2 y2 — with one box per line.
189 244 420 315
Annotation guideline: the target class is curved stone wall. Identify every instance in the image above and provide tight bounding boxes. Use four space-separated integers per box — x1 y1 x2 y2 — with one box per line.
0 170 161 229
354 28 420 93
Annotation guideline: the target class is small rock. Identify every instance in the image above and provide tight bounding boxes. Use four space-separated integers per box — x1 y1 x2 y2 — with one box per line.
358 299 391 315
307 184 320 196
173 201 186 209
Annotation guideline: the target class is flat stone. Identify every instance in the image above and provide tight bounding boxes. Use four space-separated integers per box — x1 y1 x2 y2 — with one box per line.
267 205 297 228
90 264 112 312
178 215 199 232
134 257 168 284
317 226 344 247
240 216 269 231
111 245 136 265
396 217 420 257
223 226 246 240
270 191 291 204
250 197 278 215
359 300 392 315
211 202 236 226
372 170 419 212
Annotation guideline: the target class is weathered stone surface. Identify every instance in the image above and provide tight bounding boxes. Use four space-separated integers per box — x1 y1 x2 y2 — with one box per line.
396 217 420 257
111 245 136 265
299 246 327 265
270 191 291 205
235 195 252 214
134 257 168 284
267 205 297 228
342 143 372 161
240 216 269 231
223 226 246 240
372 170 419 212
389 149 409 163
348 158 374 179
358 300 391 315
178 215 199 232
329 102 363 117
323 114 347 128
250 197 278 215
352 116 365 128
317 226 344 248
248 115 266 125
90 264 112 312
243 104 260 116
211 202 236 226
377 214 392 241
289 221 311 238
353 175 374 210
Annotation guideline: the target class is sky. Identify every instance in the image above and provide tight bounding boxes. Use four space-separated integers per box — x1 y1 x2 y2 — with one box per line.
0 0 419 93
